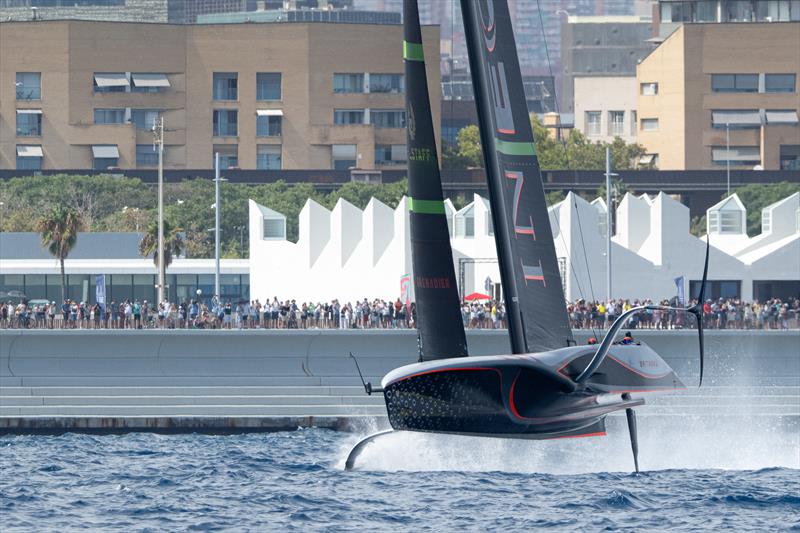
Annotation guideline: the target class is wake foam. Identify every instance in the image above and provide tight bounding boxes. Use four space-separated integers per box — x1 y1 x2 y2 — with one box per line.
338 415 799 474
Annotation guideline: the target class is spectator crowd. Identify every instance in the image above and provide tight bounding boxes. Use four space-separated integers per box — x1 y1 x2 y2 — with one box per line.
0 296 798 331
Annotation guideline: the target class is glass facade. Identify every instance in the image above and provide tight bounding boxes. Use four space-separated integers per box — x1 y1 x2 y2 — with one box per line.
131 109 161 130
256 73 281 100
711 73 758 92
765 73 796 93
16 113 42 136
16 151 42 170
93 157 118 170
213 110 238 136
256 115 281 137
213 144 238 169
585 111 601 136
213 72 238 101
256 145 281 170
136 144 159 166
371 109 406 128
333 73 364 93
16 72 41 100
333 109 364 125
369 73 404 93
94 108 126 124
0 274 250 304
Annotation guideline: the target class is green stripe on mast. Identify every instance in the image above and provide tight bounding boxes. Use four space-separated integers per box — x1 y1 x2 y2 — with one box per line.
495 138 537 156
403 41 425 62
408 197 446 215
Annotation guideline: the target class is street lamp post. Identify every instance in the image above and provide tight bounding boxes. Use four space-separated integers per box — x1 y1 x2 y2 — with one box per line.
153 117 165 304
214 152 221 300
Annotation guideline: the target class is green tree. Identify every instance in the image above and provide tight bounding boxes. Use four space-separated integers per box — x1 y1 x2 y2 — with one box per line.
138 219 185 269
452 116 650 171
731 181 800 236
36 205 84 302
456 125 483 168
325 178 408 210
545 190 566 206
596 178 631 201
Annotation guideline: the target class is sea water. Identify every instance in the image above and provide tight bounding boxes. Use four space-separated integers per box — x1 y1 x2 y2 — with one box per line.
1 416 798 532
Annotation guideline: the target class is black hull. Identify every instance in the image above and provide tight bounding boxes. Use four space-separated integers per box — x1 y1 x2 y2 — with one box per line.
382 345 681 439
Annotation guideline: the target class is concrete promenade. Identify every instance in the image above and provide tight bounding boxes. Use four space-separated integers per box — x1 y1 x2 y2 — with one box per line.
0 329 798 434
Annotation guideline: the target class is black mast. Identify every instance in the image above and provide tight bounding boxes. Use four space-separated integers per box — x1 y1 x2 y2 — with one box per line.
404 0 468 361
460 0 573 353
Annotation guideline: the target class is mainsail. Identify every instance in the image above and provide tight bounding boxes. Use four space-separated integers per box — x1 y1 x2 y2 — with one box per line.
460 0 573 353
404 0 468 361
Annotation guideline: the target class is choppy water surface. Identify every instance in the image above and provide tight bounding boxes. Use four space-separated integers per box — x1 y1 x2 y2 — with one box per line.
2 418 798 532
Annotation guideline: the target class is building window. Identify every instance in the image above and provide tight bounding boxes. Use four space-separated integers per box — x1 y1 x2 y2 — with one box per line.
213 110 238 136
371 109 406 128
213 144 238 169
711 146 761 166
608 111 625 136
16 72 41 100
762 209 772 233
660 1 693 22
765 73 796 93
780 145 800 170
375 144 407 166
455 205 475 238
711 74 758 92
641 118 659 132
640 82 658 96
256 145 281 170
16 145 43 170
213 72 238 101
130 73 170 93
630 110 638 136
131 109 161 130
756 1 794 21
257 73 281 100
334 109 364 125
585 111 601 136
93 72 128 93
333 73 364 93
94 108 127 124
369 73 404 93
708 210 744 234
695 0 718 21
256 115 282 137
726 0 756 21
263 217 286 239
136 144 158 166
332 144 357 170
16 111 42 136
92 145 119 170
711 109 761 129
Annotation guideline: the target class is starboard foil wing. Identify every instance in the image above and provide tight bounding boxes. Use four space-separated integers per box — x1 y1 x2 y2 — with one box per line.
404 0 468 361
460 0 573 353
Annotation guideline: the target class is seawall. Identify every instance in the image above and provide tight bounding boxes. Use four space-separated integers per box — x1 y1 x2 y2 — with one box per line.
1 329 797 433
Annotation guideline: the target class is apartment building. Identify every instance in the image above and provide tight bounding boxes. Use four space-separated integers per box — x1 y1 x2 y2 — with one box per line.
0 20 440 172
636 22 799 170
574 76 638 144
656 0 800 39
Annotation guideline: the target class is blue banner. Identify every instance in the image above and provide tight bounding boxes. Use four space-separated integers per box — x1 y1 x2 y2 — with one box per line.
674 276 686 305
95 274 106 310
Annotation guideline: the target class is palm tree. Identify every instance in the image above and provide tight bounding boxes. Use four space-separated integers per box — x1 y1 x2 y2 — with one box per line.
139 219 185 270
36 205 84 302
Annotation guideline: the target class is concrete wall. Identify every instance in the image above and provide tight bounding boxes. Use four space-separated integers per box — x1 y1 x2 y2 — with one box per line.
2 329 798 387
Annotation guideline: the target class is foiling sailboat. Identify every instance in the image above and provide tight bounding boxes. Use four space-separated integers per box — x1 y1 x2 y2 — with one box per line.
345 0 707 472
